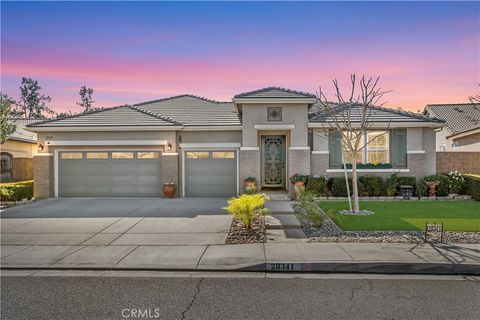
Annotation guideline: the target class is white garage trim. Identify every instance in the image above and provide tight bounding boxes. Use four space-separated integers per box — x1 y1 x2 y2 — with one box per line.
181 148 239 197
47 140 168 146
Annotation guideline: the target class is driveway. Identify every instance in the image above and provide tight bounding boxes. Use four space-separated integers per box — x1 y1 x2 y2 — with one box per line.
1 197 232 247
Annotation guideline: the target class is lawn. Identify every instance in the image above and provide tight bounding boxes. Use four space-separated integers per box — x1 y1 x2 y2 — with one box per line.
319 201 480 232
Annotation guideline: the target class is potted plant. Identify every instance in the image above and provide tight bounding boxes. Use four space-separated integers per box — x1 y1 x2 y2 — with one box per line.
163 182 175 198
244 177 257 195
290 174 307 199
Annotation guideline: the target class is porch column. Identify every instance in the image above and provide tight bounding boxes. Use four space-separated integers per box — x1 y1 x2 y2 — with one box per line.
161 152 179 197
33 153 54 199
288 147 311 195
239 147 261 193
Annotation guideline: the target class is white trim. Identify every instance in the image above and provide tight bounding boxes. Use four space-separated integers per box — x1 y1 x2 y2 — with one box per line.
312 150 329 154
289 146 310 150
28 126 183 132
179 143 241 149
182 126 242 131
162 152 179 156
254 124 295 130
34 153 53 156
326 169 410 173
54 150 59 197
407 150 426 154
240 147 260 151
46 140 168 146
234 98 317 104
308 122 444 129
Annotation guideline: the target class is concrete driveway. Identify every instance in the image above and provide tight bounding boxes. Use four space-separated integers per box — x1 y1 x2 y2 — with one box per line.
1 197 232 247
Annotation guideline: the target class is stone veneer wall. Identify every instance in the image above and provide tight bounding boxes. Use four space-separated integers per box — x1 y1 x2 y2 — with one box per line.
161 154 179 197
33 155 54 199
12 158 33 182
310 153 329 176
436 152 480 174
239 150 260 192
288 149 311 195
407 153 427 181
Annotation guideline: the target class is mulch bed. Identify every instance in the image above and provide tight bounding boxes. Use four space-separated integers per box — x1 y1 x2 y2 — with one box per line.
225 217 266 244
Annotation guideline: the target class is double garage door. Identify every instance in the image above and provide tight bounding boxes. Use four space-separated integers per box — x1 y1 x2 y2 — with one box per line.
185 150 237 197
58 151 162 197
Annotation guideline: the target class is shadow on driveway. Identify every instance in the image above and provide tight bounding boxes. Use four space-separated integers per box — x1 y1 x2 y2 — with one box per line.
1 197 229 218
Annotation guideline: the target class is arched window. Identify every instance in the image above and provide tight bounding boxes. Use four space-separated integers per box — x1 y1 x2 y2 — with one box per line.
1 152 13 182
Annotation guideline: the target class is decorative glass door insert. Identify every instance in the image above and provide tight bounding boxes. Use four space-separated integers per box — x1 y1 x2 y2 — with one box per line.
261 136 285 187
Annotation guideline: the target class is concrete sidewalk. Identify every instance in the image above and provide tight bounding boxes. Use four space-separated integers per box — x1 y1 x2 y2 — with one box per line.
1 242 479 275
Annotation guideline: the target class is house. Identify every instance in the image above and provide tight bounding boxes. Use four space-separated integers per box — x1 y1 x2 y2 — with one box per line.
1 119 38 182
424 103 480 152
26 87 444 199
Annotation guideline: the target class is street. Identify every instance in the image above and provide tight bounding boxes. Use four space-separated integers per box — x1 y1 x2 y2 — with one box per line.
1 272 479 320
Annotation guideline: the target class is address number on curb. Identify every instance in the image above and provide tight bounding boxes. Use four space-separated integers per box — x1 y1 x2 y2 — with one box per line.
267 263 312 271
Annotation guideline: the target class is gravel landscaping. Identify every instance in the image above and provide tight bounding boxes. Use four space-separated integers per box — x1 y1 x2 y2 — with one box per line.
294 205 480 244
225 217 266 244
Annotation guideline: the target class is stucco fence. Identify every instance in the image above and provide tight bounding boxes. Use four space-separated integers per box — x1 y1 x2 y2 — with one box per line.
436 152 480 174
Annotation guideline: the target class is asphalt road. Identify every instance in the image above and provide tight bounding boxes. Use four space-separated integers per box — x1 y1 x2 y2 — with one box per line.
1 273 480 320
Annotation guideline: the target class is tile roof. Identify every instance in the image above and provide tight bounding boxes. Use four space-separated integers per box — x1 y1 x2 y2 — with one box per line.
234 87 317 99
309 103 444 124
424 103 480 136
7 119 39 143
28 105 180 128
135 95 241 126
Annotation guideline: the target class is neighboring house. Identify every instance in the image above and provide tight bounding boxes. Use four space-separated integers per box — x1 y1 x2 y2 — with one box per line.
26 87 444 199
424 103 480 152
1 119 38 182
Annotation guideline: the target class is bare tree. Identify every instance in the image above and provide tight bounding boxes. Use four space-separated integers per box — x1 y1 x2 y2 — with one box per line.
316 75 391 213
469 84 480 103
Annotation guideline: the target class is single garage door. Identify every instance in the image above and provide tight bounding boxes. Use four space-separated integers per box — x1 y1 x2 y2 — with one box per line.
58 151 162 196
185 150 237 196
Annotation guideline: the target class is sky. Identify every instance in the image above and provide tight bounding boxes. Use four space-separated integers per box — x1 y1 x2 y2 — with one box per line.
1 1 479 113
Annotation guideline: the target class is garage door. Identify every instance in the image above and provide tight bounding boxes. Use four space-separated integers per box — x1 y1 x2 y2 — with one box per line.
58 151 162 197
185 151 237 196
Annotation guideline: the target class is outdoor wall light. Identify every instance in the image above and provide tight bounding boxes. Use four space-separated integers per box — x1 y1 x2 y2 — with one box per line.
167 142 172 151
38 144 44 152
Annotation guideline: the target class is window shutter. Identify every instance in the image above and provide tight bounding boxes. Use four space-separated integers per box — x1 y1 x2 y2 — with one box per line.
329 130 343 169
390 129 407 168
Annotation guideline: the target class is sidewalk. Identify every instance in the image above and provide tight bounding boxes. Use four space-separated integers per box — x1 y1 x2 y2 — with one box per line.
1 242 479 275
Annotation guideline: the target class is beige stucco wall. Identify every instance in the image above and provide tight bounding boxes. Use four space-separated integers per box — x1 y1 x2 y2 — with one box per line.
1 140 37 158
179 131 241 144
240 103 309 147
312 129 329 151
435 128 479 152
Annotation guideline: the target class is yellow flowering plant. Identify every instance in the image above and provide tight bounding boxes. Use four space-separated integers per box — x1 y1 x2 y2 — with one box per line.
224 194 270 229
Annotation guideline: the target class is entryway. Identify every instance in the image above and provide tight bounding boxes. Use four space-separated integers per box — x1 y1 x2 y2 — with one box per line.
261 135 286 189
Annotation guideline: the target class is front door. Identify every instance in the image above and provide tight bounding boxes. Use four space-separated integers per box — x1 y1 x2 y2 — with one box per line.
261 135 286 188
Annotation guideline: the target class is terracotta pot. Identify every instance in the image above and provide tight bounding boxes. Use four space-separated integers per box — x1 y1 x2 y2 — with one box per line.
163 183 176 198
294 181 305 188
293 181 305 199
245 181 256 189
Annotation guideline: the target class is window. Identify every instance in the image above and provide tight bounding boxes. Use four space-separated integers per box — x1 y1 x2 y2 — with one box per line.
61 152 83 159
137 152 160 159
186 152 209 159
86 152 108 159
0 152 13 182
267 107 282 121
342 131 389 164
212 152 235 159
112 152 133 159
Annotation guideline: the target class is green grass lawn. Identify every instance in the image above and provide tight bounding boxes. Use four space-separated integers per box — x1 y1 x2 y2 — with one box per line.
319 201 480 232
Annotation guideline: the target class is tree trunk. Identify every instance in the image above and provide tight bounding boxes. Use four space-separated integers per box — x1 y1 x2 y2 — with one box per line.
352 161 360 212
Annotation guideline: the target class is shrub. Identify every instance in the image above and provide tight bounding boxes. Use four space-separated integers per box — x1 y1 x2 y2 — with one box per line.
328 177 352 197
447 171 466 194
417 182 428 197
358 176 385 196
289 173 308 184
306 175 327 196
424 174 450 196
386 173 398 196
224 193 269 229
0 180 34 201
465 175 480 201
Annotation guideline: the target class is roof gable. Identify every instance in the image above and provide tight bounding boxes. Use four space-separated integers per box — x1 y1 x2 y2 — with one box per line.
424 103 480 135
28 105 180 128
234 87 316 99
309 103 444 124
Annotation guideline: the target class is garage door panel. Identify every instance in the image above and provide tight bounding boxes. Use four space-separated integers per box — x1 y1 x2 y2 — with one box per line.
59 151 162 197
211 175 236 184
186 175 210 184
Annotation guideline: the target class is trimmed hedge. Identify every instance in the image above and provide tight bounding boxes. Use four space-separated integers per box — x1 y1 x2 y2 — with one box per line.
0 180 34 201
306 176 327 196
328 177 352 197
465 175 480 201
358 176 384 196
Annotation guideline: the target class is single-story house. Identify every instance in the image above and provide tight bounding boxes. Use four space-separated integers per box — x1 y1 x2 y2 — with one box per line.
424 103 480 152
1 119 39 182
26 87 444 198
